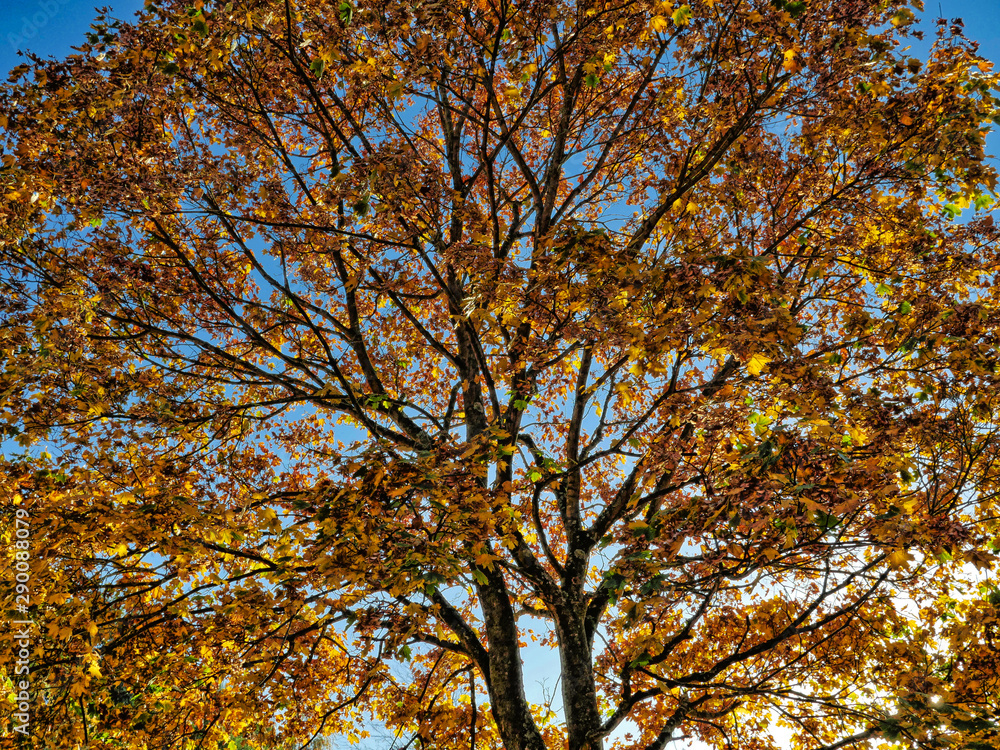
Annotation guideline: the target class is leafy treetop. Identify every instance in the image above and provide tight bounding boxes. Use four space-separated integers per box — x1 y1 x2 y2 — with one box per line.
2 0 1000 749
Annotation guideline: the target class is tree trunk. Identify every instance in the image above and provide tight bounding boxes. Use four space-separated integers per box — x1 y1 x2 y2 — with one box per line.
555 604 603 750
478 567 549 750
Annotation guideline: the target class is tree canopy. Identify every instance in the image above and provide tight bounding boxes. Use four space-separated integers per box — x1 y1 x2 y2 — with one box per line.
2 0 1000 748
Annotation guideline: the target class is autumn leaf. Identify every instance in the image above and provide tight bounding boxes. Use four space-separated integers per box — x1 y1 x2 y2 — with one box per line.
966 549 998 571
746 353 772 376
671 4 692 26
889 548 915 569
783 48 801 73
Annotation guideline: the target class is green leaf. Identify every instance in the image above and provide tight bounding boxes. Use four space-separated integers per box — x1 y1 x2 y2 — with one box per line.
386 80 404 99
951 716 996 732
878 718 902 741
785 1 806 18
192 16 208 36
629 522 655 541
472 569 488 585
310 58 326 79
629 652 651 667
601 571 626 591
815 511 840 531
338 1 353 25
671 4 692 25
899 301 911 315
640 574 668 595
585 73 600 88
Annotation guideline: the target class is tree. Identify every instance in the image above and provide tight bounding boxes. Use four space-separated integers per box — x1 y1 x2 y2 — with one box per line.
2 0 1000 748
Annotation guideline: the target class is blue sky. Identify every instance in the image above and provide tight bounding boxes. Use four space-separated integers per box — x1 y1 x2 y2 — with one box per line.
2 0 145 68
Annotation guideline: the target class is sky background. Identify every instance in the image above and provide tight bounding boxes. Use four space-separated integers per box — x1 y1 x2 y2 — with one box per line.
2 0 999 747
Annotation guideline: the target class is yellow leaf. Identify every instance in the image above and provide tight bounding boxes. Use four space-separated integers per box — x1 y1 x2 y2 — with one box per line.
847 425 867 445
890 9 914 26
783 527 798 549
888 548 914 569
746 353 772 376
782 49 801 73
649 14 669 32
